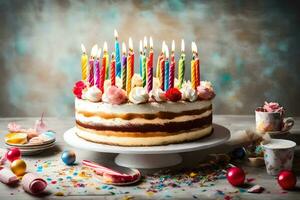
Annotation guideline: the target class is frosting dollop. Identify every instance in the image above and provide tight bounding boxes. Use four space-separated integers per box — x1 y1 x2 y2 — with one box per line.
197 81 215 100
149 88 166 102
104 77 122 91
83 86 102 102
180 84 198 102
129 87 149 104
102 86 127 105
131 74 143 88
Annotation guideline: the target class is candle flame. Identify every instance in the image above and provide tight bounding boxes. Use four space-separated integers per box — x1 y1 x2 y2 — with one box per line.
181 39 185 52
81 44 86 53
91 44 98 57
111 52 115 59
162 41 166 53
171 40 175 52
165 45 169 58
96 48 102 58
150 37 153 49
103 42 108 52
129 37 133 50
143 36 147 48
114 29 118 39
139 40 143 53
191 42 198 53
122 42 126 54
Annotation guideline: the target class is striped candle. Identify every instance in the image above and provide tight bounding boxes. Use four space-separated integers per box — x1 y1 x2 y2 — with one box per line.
169 60 175 89
142 53 147 87
100 56 106 93
110 53 116 86
164 45 170 91
147 58 153 92
121 42 127 90
81 44 88 81
159 58 165 90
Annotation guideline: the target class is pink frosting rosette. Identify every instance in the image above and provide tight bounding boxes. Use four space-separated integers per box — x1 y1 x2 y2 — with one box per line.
197 81 215 100
263 102 284 113
102 86 128 105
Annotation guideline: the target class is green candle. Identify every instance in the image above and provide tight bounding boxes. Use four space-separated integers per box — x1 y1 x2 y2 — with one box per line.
142 53 147 87
178 40 185 88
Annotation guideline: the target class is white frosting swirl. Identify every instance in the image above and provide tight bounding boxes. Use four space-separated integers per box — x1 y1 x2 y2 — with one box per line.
84 86 102 102
129 87 149 104
181 86 198 102
149 88 166 102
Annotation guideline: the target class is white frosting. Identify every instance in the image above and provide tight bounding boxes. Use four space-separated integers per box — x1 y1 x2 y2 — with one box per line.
131 74 143 88
75 98 212 115
76 125 212 146
104 77 122 91
181 86 198 102
83 86 102 102
128 87 149 104
149 88 166 102
200 81 213 90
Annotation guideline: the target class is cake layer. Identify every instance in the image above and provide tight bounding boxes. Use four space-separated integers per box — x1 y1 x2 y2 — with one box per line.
75 125 213 146
76 113 212 132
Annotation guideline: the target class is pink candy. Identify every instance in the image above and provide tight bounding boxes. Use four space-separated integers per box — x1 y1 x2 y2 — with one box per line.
197 85 215 100
0 168 18 184
103 86 127 105
21 173 47 194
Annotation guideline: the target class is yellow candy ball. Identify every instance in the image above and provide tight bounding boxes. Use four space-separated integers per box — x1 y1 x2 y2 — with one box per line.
11 159 27 176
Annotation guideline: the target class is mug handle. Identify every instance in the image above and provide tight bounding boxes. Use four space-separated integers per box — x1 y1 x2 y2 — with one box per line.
282 117 294 132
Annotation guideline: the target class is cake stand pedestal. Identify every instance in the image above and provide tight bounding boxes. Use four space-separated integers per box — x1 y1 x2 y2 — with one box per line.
64 124 230 169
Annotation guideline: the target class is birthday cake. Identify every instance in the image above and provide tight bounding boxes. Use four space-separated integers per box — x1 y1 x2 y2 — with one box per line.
73 33 215 146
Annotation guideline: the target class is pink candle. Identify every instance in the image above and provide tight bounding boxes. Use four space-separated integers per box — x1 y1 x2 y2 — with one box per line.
169 60 175 88
195 56 200 87
110 53 116 86
100 56 106 92
147 58 153 92
160 58 165 90
130 51 134 78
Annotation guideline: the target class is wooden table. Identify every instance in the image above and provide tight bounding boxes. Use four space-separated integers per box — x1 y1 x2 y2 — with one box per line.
0 116 299 200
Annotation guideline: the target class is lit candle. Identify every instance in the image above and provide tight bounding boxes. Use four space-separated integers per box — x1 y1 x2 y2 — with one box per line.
89 44 98 86
81 44 88 81
110 53 116 86
121 42 127 90
103 42 109 80
144 36 148 80
191 42 196 89
100 45 106 93
178 39 185 89
142 52 147 87
147 57 153 92
114 29 121 78
143 36 148 53
94 48 102 88
139 40 143 77
164 45 170 91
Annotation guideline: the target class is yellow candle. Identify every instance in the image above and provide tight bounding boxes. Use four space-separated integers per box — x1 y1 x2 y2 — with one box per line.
103 42 109 80
81 44 88 81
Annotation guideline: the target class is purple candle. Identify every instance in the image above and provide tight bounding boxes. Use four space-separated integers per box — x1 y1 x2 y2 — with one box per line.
88 58 94 86
94 58 100 88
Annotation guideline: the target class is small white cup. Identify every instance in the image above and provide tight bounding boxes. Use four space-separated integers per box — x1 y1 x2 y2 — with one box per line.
262 139 296 175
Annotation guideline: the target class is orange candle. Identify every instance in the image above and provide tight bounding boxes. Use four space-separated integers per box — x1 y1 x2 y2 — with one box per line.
110 53 116 86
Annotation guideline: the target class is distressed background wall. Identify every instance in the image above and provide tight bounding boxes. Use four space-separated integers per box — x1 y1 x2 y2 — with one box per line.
0 0 299 117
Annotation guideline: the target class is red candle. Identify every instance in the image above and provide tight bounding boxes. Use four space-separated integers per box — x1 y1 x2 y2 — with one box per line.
100 56 106 92
110 53 116 86
160 58 165 90
169 60 175 88
130 51 134 78
88 57 94 86
147 58 153 92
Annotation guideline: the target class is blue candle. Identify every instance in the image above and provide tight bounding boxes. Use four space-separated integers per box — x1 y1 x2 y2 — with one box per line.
114 30 121 77
164 45 170 91
139 40 143 77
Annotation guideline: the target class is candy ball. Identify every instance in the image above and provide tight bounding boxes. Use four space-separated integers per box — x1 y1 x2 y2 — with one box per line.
61 150 76 165
7 147 21 162
278 170 297 190
227 167 245 186
231 147 246 159
11 159 27 176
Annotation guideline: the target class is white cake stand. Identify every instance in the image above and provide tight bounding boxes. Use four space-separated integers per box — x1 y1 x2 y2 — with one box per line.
64 124 230 169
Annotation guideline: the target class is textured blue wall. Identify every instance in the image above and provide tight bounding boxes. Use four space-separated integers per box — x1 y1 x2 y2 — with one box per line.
0 0 299 116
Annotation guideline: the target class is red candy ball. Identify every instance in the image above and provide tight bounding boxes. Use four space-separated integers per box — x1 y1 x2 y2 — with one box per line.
6 147 21 162
227 167 245 186
278 170 297 190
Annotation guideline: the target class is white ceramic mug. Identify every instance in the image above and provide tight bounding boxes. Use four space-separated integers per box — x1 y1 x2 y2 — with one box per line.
262 139 296 175
255 108 294 133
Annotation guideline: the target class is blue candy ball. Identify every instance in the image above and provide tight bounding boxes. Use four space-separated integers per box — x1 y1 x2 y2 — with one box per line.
61 150 76 165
